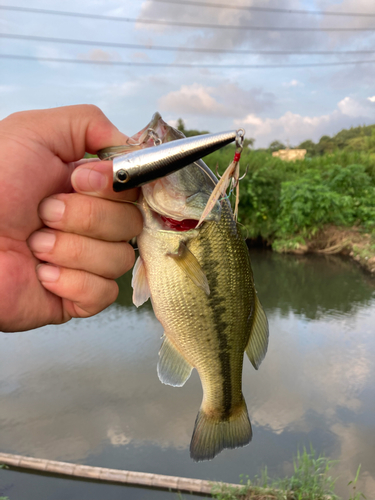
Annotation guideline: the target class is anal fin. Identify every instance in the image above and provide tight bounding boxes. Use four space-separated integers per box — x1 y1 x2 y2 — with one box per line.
158 335 193 387
245 293 269 370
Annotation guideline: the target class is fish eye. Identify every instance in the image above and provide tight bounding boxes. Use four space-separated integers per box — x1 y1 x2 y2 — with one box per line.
116 169 129 183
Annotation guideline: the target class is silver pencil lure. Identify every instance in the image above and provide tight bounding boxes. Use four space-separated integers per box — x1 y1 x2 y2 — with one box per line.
98 130 239 192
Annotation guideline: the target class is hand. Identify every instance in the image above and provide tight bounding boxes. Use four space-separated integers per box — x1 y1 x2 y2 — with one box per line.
0 105 143 332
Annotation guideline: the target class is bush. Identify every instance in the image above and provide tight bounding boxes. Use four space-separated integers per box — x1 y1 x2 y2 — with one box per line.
204 147 375 244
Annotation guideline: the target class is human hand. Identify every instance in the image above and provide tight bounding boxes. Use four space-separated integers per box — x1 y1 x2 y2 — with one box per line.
0 105 143 332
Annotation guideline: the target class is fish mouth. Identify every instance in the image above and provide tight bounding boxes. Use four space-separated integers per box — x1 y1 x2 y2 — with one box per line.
159 214 199 232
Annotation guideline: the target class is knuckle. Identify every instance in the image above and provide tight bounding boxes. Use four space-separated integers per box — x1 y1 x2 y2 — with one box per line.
83 104 103 117
105 243 135 280
75 270 92 297
106 280 119 305
123 243 136 269
131 207 144 236
80 198 98 235
68 235 86 262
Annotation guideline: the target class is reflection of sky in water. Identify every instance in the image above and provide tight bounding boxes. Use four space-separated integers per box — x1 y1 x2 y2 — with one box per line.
0 251 374 499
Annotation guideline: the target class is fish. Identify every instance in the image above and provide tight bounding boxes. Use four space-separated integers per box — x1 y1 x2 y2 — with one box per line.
108 113 269 461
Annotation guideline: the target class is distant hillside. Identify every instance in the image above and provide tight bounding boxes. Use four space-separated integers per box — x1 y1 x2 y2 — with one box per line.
298 123 375 156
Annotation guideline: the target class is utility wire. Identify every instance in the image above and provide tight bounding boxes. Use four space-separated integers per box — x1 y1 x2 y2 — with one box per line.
2 33 375 55
1 53 375 68
1 5 375 31
153 0 375 17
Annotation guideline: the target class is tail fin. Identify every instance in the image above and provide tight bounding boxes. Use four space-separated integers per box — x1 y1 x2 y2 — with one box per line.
190 400 252 462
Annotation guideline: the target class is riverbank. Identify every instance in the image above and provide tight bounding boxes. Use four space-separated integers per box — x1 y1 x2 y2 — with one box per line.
210 447 361 500
204 147 375 276
0 448 362 500
264 225 375 275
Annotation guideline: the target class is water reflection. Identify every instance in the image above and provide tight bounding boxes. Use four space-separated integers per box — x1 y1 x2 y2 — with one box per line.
0 251 374 499
250 250 375 319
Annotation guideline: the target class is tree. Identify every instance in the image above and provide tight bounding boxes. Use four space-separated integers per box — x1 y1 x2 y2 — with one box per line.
316 135 336 155
244 138 255 149
176 118 209 137
269 140 286 152
298 139 317 157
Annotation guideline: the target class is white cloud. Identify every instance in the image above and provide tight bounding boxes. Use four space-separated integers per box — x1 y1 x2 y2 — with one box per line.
283 79 303 88
158 82 275 118
368 96 375 103
79 49 122 63
159 83 223 115
337 96 374 118
235 96 375 147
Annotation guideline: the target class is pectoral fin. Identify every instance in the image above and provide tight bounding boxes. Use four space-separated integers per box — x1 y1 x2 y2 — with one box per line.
131 256 151 307
245 293 269 370
158 335 193 387
167 242 210 295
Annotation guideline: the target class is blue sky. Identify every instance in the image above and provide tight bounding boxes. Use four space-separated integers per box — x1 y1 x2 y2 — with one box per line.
1 0 375 147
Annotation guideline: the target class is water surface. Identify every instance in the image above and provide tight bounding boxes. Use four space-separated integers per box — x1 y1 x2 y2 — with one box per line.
1 251 374 499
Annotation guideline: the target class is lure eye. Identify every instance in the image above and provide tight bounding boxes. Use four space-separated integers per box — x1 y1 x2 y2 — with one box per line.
116 169 129 183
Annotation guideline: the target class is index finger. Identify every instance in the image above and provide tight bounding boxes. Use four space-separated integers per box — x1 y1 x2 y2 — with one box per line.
71 161 139 202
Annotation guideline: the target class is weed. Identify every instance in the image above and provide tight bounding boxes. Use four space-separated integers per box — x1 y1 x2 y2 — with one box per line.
210 447 341 500
347 465 366 500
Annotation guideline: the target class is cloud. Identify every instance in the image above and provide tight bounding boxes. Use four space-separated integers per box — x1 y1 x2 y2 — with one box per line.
283 79 303 88
235 96 375 146
159 83 223 115
137 0 324 61
159 82 275 118
319 0 375 45
368 96 375 103
337 96 375 117
79 48 122 62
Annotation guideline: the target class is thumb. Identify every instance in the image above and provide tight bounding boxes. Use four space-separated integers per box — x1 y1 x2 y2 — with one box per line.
35 104 129 163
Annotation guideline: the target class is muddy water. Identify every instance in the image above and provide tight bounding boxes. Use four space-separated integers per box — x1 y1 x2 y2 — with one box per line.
0 251 374 499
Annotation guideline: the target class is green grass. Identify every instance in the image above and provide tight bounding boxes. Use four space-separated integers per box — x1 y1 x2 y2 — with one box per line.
208 447 366 500
0 464 9 500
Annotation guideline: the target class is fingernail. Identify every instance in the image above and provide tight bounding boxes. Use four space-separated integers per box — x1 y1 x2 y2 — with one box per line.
36 264 60 282
72 168 107 193
39 198 65 222
28 231 56 253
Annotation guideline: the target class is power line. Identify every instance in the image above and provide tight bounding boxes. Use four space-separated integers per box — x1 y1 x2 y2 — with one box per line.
1 53 375 68
2 33 375 55
1 5 375 31
153 0 375 17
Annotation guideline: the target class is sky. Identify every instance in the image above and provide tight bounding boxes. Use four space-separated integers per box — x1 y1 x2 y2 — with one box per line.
1 0 375 147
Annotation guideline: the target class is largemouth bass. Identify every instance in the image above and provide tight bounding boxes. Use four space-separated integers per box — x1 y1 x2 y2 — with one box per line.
129 114 269 461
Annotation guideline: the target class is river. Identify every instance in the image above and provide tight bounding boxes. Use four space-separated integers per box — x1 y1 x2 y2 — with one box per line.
0 250 374 499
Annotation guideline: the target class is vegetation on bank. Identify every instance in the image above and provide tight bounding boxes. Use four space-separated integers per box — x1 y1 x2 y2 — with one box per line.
209 447 365 500
203 146 375 272
0 464 8 500
177 120 375 271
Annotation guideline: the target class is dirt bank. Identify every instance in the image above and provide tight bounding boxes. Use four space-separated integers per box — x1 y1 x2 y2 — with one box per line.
269 226 375 274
